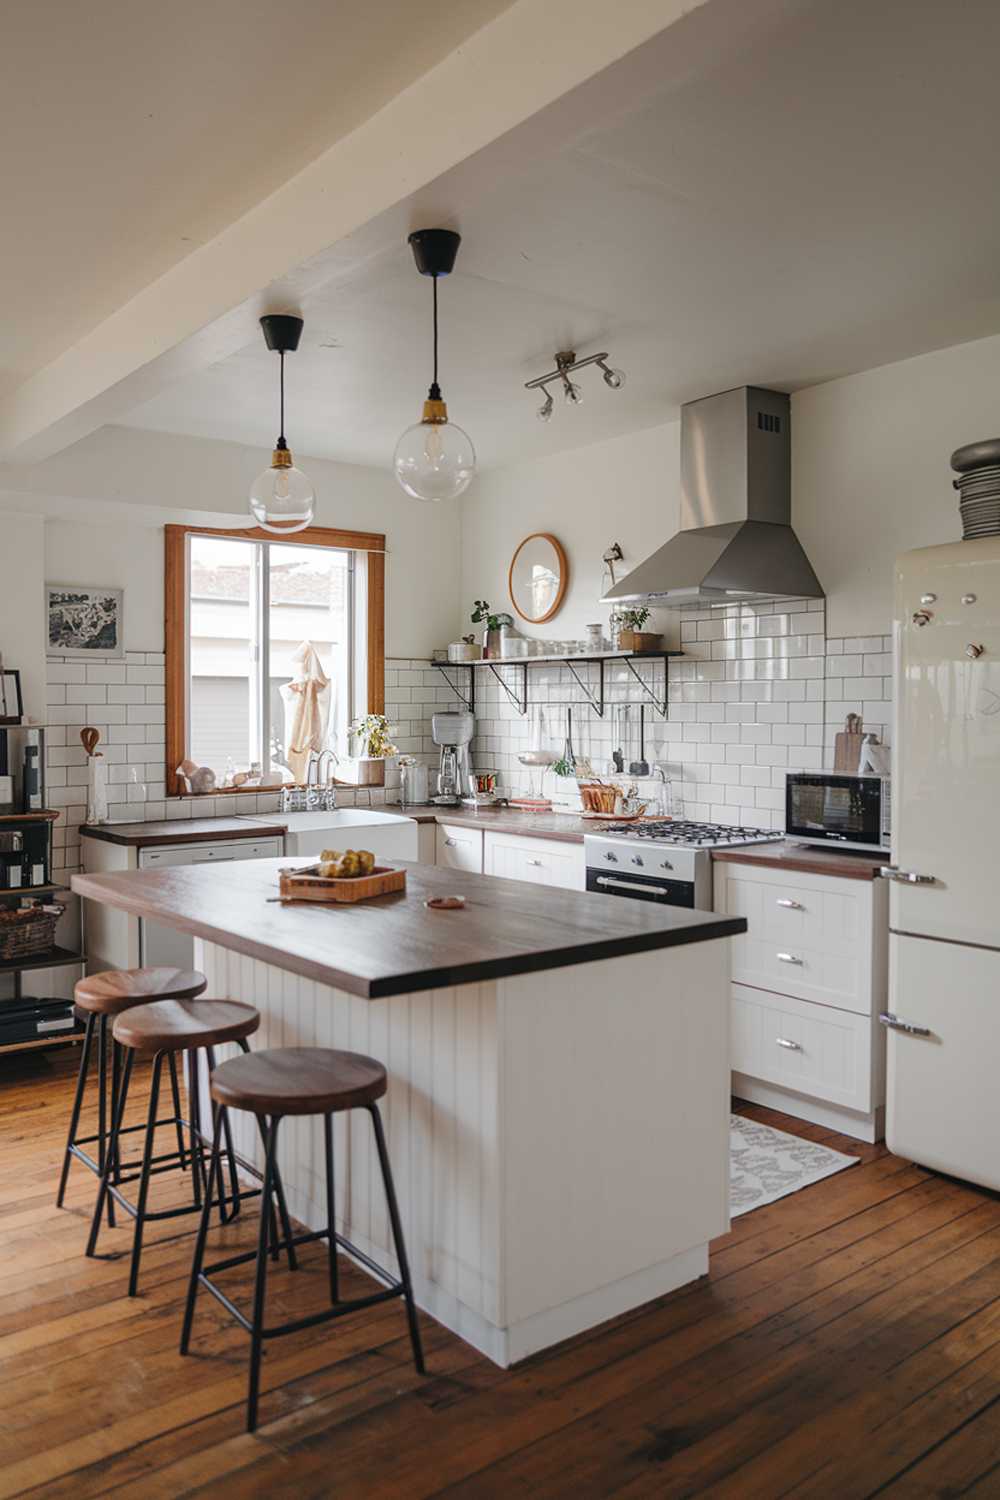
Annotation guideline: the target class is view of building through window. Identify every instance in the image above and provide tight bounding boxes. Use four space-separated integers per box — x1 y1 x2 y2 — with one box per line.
188 535 351 783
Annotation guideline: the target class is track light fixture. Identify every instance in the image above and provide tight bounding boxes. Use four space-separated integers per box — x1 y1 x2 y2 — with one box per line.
525 349 626 421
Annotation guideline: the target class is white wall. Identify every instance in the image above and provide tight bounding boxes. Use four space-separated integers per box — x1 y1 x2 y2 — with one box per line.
462 331 1000 640
0 513 46 719
1 424 462 657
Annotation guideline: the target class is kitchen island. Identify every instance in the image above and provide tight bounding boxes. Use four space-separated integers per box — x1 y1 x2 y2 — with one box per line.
73 859 745 1366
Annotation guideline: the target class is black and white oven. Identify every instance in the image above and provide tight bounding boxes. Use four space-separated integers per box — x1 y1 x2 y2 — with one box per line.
584 821 782 910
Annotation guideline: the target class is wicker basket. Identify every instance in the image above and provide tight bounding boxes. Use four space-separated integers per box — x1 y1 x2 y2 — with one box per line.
0 903 64 962
579 782 620 814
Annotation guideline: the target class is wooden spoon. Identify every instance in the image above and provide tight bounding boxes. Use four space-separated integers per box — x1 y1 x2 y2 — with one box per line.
80 727 101 758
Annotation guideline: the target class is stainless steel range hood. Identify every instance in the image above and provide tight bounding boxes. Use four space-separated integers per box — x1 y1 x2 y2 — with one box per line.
603 386 823 606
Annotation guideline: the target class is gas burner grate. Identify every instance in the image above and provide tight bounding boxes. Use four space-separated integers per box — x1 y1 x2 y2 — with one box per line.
600 820 779 847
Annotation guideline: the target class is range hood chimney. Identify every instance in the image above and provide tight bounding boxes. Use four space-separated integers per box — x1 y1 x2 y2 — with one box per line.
603 386 823 606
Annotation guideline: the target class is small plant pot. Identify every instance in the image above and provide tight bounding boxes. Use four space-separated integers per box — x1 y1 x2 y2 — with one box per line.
620 629 662 652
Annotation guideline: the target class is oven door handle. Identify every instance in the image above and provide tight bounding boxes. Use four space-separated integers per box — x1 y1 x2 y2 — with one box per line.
594 875 670 897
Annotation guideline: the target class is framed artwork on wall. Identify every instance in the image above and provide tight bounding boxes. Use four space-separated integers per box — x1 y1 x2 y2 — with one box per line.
0 670 23 725
45 584 125 659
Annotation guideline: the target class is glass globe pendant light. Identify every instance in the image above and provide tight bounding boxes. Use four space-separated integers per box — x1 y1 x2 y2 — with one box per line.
393 229 476 503
249 314 315 534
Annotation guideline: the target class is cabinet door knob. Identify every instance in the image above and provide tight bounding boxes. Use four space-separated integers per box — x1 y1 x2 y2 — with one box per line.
775 1036 802 1050
527 858 542 867
777 952 803 965
776 898 803 909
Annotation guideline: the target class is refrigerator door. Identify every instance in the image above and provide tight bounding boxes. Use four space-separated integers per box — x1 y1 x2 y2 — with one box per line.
886 933 1000 1191
892 538 1000 947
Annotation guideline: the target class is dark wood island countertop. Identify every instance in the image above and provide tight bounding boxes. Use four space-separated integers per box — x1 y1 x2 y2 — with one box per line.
72 858 746 1000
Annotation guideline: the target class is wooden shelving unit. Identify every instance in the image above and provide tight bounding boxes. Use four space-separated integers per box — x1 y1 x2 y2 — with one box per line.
0 726 85 1058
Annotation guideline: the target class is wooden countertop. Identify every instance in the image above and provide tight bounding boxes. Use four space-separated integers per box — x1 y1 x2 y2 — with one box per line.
80 818 288 846
711 840 886 881
72 859 746 1000
399 805 611 843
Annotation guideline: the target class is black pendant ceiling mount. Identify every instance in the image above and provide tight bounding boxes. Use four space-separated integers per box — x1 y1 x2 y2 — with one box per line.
407 228 461 279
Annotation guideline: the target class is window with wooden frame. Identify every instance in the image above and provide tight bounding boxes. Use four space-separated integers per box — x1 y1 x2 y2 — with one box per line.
165 524 385 797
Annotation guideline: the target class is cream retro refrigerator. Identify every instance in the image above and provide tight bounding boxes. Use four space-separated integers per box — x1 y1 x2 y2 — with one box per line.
884 537 1000 1190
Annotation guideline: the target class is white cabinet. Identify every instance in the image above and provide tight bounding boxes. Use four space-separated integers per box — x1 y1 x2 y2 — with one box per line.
483 832 585 891
714 860 888 1141
138 838 281 968
436 824 484 873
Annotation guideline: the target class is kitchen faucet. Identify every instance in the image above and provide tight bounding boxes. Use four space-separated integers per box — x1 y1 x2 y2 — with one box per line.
306 749 339 810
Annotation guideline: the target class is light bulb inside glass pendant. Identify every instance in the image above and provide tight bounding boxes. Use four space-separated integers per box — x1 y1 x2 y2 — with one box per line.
249 448 315 533
602 366 626 390
563 379 584 407
537 392 554 423
394 414 476 502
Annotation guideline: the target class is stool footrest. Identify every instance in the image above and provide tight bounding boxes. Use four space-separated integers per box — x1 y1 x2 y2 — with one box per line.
196 1269 403 1342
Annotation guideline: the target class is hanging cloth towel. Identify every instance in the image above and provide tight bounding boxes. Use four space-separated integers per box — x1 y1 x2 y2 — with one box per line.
279 642 332 784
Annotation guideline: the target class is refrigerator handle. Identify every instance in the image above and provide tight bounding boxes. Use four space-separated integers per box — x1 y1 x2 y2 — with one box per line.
879 1011 933 1038
878 866 936 885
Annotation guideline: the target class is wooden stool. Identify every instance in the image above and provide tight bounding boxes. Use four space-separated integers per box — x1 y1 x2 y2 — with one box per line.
181 1046 425 1432
87 999 293 1298
57 967 207 1220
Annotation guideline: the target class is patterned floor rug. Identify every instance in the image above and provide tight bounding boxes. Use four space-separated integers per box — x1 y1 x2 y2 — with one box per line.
730 1112 858 1217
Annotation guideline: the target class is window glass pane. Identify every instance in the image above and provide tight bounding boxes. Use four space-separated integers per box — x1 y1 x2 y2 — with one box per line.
267 544 351 784
188 536 258 779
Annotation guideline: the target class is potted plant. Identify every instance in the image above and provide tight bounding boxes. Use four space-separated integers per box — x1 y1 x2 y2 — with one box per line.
615 607 661 652
345 713 399 787
470 601 514 658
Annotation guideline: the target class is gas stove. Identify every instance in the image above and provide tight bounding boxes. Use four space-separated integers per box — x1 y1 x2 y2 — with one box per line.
584 821 781 910
598 820 781 849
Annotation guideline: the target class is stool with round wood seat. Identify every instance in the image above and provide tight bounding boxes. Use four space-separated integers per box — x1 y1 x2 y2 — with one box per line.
88 998 295 1297
181 1046 425 1432
57 967 207 1218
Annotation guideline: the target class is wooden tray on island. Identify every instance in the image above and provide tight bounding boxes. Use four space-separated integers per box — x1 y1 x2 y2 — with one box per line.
278 864 407 904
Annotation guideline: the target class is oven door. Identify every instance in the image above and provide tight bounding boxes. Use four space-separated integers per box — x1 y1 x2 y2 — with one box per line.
586 867 695 906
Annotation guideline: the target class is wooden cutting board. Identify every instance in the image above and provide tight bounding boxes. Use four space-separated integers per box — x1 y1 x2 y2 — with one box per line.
278 864 406 904
833 714 864 774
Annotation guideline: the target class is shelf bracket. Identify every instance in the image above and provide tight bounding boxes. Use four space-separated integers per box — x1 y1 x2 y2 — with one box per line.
619 654 669 716
433 664 475 713
486 662 528 715
562 658 605 717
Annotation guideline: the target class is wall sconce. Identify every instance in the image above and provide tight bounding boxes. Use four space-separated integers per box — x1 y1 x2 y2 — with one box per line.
525 350 626 422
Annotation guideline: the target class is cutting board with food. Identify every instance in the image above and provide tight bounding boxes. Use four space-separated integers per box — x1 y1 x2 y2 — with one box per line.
278 848 406 904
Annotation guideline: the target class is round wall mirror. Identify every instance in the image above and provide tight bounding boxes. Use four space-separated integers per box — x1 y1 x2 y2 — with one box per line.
508 533 569 624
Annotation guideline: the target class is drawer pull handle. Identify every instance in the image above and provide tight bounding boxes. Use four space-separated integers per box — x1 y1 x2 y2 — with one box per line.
879 1011 932 1038
879 866 935 885
775 1036 802 1051
527 859 543 867
776 898 803 909
777 952 803 965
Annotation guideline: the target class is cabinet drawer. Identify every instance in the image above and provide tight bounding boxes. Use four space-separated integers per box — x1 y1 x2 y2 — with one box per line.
715 863 874 1015
731 983 872 1113
436 824 484 873
483 832 584 891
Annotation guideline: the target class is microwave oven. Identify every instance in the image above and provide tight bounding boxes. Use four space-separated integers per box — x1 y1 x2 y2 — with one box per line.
784 772 891 854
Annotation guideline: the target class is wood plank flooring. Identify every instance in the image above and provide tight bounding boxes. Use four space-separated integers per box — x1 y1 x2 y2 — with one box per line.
2 1046 1000 1497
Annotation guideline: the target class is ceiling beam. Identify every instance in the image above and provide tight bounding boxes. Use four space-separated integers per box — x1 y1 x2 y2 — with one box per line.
0 0 717 464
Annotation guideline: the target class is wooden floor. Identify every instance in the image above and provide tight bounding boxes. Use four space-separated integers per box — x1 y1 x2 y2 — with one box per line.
3 1050 1000 1499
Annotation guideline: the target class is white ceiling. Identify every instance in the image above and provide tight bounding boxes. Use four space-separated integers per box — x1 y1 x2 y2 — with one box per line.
0 0 512 394
73 0 1000 471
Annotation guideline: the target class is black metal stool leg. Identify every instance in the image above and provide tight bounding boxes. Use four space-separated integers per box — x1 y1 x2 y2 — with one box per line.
167 1052 188 1172
87 1047 134 1257
97 1016 116 1228
254 1113 282 1262
187 1049 204 1210
179 1105 225 1357
324 1112 338 1303
252 1110 297 1271
206 1047 239 1225
369 1103 424 1374
247 1115 278 1433
56 1012 95 1207
127 1052 163 1297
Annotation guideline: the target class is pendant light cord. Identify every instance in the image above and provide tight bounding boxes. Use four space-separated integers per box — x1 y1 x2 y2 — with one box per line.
429 276 441 401
278 350 286 447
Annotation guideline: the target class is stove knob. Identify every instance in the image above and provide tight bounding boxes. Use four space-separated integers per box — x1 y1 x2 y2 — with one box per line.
604 852 618 863
660 859 674 871
966 643 985 659
631 855 643 867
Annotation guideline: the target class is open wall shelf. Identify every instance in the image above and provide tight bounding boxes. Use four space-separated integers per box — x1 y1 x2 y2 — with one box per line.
431 650 683 719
